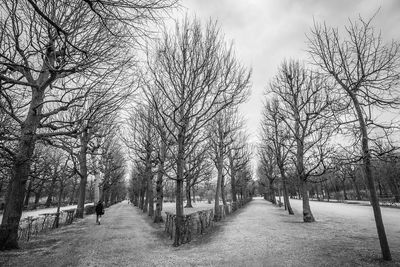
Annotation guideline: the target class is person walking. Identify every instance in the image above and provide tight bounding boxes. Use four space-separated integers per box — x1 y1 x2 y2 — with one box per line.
95 201 104 225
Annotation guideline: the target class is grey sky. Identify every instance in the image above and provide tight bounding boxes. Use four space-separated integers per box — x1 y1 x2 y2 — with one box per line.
171 0 400 145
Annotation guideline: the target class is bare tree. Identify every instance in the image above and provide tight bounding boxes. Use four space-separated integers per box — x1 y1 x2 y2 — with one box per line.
260 99 295 214
0 0 137 249
307 16 400 260
100 137 126 207
123 103 158 216
227 131 251 210
257 145 278 204
146 18 250 246
269 60 335 222
208 108 243 220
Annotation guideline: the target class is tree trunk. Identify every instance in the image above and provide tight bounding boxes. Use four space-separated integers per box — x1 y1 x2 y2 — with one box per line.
230 154 237 206
76 129 89 219
0 86 45 250
221 174 227 206
281 174 294 215
185 178 193 208
147 172 154 217
154 167 164 223
342 180 348 200
143 184 148 213
350 94 391 261
173 134 185 247
103 186 111 207
214 154 223 221
319 182 325 200
34 180 46 209
268 179 276 204
91 154 101 204
300 178 315 222
315 185 320 201
154 139 165 223
139 183 145 210
54 181 64 229
387 176 400 202
0 158 32 250
325 181 331 201
69 176 78 204
24 179 33 208
192 187 196 203
349 174 361 200
45 174 58 208
295 116 314 222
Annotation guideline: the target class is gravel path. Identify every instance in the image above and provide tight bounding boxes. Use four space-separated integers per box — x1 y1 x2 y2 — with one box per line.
1 198 399 266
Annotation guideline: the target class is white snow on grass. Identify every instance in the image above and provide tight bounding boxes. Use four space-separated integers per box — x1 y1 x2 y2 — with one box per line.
0 203 94 222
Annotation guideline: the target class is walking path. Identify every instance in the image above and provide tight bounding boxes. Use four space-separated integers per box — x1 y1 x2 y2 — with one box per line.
1 198 399 266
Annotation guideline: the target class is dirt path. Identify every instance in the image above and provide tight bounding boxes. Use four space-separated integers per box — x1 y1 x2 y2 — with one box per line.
1 198 399 266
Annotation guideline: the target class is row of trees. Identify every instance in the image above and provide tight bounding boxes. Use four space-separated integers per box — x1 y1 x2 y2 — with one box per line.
259 149 400 204
258 17 400 261
0 0 178 250
0 135 127 207
125 18 253 246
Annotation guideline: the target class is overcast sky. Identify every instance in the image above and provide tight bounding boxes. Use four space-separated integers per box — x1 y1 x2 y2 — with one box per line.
169 0 400 146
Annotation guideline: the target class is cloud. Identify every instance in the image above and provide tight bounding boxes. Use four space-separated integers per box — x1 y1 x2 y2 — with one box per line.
173 0 400 144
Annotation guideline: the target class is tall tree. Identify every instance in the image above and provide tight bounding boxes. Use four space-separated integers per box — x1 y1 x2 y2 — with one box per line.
307 16 400 261
269 60 335 222
260 99 294 214
208 108 242 220
227 132 251 210
0 0 176 250
146 18 250 246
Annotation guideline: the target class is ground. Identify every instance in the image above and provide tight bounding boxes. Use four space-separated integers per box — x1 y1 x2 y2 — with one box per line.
0 198 399 266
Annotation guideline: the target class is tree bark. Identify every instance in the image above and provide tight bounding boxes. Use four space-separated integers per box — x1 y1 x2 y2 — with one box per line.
324 181 330 201
342 179 348 200
143 184 148 213
295 111 314 222
154 169 164 223
69 176 78 204
268 179 276 204
24 179 33 208
214 153 223 221
139 182 145 210
300 178 315 222
154 141 166 223
0 86 45 250
45 174 58 207
33 181 45 209
185 178 193 208
281 173 294 215
76 129 89 218
221 174 227 206
230 154 237 206
351 93 391 261
54 180 65 229
147 172 154 216
174 133 185 246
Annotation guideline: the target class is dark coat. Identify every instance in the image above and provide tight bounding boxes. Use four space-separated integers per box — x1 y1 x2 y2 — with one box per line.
95 202 104 215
